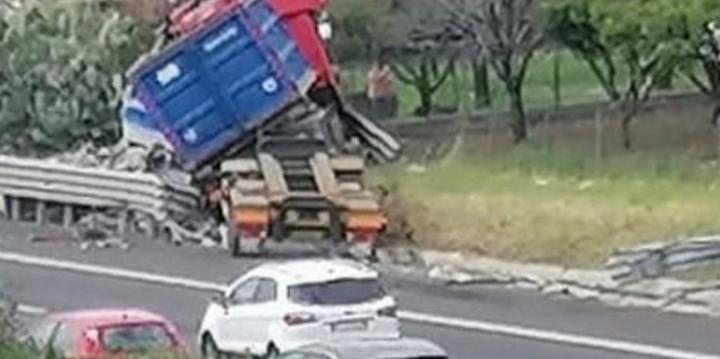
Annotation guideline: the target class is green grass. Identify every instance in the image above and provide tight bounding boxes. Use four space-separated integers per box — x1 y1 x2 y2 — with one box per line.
371 148 720 268
342 50 699 116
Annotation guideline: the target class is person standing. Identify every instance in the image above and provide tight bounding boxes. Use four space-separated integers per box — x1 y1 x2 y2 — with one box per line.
367 60 396 119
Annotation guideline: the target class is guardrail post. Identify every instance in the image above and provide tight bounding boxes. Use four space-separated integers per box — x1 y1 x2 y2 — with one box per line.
117 210 128 236
35 201 46 225
63 205 74 227
9 197 20 221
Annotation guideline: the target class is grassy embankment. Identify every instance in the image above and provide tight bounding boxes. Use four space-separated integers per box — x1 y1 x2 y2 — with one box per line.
372 148 720 268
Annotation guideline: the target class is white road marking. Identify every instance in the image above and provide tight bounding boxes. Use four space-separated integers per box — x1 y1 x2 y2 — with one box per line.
17 304 48 316
1 251 719 359
399 311 720 359
0 252 225 292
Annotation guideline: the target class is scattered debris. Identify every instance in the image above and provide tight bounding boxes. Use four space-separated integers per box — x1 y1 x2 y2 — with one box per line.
27 228 76 244
532 176 551 187
407 164 427 174
577 180 595 191
74 211 132 251
376 248 720 318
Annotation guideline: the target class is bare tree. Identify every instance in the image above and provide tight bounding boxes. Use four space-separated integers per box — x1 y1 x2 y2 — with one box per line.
444 0 543 143
391 48 459 116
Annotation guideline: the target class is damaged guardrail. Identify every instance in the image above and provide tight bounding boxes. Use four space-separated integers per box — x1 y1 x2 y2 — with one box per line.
0 154 200 226
607 236 720 283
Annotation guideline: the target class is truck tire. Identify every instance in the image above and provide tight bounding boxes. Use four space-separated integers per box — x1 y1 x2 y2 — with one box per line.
231 234 242 258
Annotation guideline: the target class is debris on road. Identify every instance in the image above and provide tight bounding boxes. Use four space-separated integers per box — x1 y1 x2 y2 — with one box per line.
378 248 720 318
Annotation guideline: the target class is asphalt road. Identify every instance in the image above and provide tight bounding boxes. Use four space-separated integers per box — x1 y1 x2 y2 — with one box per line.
2 223 720 359
1 262 650 359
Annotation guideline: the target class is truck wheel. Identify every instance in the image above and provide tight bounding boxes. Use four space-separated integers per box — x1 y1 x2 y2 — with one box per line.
263 343 279 359
231 234 242 258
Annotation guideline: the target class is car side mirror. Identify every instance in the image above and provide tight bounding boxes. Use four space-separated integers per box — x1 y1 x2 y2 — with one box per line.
212 294 228 309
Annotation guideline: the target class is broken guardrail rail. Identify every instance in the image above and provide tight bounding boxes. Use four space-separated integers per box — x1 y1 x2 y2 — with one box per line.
0 154 200 233
607 236 720 283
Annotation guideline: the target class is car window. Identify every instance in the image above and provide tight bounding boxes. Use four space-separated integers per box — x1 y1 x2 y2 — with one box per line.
101 323 174 353
254 279 277 303
288 278 385 305
230 278 260 304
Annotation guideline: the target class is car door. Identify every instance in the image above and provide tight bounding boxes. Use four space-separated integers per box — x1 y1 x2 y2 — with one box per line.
217 277 260 353
235 278 281 348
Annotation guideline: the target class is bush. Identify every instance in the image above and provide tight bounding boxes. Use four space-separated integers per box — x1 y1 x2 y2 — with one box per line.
0 0 154 156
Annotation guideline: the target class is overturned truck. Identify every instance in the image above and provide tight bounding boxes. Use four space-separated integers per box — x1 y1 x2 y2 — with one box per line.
122 0 401 256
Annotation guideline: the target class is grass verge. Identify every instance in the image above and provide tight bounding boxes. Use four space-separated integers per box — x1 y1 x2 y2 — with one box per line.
371 148 720 268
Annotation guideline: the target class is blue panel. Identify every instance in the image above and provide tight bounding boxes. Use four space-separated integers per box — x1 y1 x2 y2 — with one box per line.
126 0 315 170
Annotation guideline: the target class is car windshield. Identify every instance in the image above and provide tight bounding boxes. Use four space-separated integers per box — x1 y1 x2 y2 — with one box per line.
288 278 385 305
101 322 174 353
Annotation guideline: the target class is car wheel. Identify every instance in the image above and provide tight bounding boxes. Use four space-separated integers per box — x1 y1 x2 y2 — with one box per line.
263 344 279 359
202 334 224 359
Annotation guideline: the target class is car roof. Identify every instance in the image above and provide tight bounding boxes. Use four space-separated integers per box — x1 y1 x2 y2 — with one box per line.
246 259 379 286
49 308 171 329
297 337 448 359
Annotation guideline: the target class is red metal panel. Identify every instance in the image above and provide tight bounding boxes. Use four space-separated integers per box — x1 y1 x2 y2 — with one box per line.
266 0 327 16
267 0 335 88
168 0 243 36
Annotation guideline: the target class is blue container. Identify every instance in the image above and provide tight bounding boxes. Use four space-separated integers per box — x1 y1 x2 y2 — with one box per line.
125 0 315 170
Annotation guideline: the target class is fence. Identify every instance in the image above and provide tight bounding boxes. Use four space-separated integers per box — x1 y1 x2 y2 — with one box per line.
375 91 715 160
382 92 707 140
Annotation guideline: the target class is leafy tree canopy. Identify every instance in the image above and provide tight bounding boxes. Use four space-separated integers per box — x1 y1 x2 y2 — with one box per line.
0 0 154 156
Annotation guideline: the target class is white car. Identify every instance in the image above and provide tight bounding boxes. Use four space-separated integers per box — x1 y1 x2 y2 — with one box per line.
198 259 401 358
277 338 449 359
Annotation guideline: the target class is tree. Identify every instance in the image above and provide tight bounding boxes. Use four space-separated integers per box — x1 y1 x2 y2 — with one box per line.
471 57 492 108
0 0 154 156
669 1 720 122
691 23 720 124
546 0 689 149
390 45 459 116
445 0 543 143
387 12 463 116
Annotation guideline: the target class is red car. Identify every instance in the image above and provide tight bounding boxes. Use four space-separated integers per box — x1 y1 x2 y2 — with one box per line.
26 308 188 358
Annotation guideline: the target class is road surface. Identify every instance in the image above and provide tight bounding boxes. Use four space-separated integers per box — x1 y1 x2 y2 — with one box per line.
2 223 720 359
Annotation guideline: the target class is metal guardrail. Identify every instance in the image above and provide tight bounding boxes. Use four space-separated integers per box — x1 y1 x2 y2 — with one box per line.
0 155 200 221
607 236 720 283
